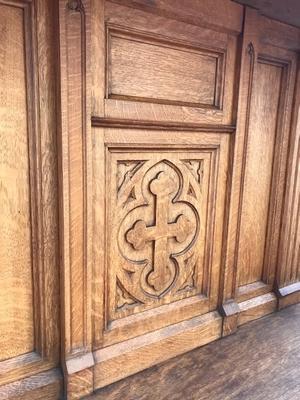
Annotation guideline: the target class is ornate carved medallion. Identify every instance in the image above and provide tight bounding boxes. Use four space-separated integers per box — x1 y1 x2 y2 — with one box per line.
108 152 210 318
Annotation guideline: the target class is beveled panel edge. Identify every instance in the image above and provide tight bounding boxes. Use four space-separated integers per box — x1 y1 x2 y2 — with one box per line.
106 24 225 109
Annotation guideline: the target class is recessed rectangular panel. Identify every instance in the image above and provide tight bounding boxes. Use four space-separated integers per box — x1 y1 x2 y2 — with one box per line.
0 4 34 360
238 60 284 285
108 30 223 107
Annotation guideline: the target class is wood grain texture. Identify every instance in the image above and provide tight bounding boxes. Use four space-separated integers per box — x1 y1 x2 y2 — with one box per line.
238 60 283 285
88 304 300 400
108 0 243 34
94 311 222 390
108 29 223 107
92 129 229 352
235 0 300 30
92 1 240 125
58 0 92 357
277 63 300 288
0 2 34 361
66 368 93 400
229 9 298 302
238 293 277 326
0 0 60 394
0 369 62 400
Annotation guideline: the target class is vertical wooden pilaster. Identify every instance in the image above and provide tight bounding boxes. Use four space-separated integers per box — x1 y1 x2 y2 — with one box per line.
58 0 93 398
276 60 300 309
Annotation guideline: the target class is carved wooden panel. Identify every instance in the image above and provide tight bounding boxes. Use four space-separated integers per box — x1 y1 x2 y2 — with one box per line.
91 128 229 350
108 152 211 320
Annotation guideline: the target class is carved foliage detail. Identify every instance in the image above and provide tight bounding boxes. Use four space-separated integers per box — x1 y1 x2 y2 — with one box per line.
113 156 205 314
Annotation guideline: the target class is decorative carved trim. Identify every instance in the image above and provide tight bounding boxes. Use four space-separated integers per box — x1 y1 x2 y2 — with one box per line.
67 0 84 12
247 41 254 56
116 159 200 307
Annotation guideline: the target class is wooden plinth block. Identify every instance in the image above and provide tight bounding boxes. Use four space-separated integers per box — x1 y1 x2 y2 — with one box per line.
275 282 300 310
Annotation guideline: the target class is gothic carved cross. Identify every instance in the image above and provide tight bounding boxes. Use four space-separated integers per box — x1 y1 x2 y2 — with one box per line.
126 171 193 292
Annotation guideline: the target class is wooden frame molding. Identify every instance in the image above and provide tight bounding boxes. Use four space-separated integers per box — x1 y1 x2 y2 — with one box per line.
91 117 236 133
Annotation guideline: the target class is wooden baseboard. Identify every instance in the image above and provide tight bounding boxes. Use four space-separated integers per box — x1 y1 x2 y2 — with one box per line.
276 282 300 310
238 292 277 326
93 311 222 390
62 286 300 397
0 368 62 400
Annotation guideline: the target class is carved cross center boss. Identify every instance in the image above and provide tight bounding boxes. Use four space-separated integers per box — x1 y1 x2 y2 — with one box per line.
126 171 193 292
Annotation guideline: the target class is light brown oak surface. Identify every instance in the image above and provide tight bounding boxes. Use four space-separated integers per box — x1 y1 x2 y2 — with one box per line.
0 0 299 399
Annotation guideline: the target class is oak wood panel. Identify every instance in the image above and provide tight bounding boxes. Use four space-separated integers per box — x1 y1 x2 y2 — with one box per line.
58 0 94 398
220 7 299 336
93 128 230 351
278 64 300 288
0 0 60 396
235 0 300 30
58 0 92 357
0 2 34 362
108 30 222 107
237 60 283 285
35 0 60 363
90 1 241 125
228 9 299 306
108 0 243 34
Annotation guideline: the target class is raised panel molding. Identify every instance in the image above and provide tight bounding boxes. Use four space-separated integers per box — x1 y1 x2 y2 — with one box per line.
107 27 225 109
93 0 240 125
